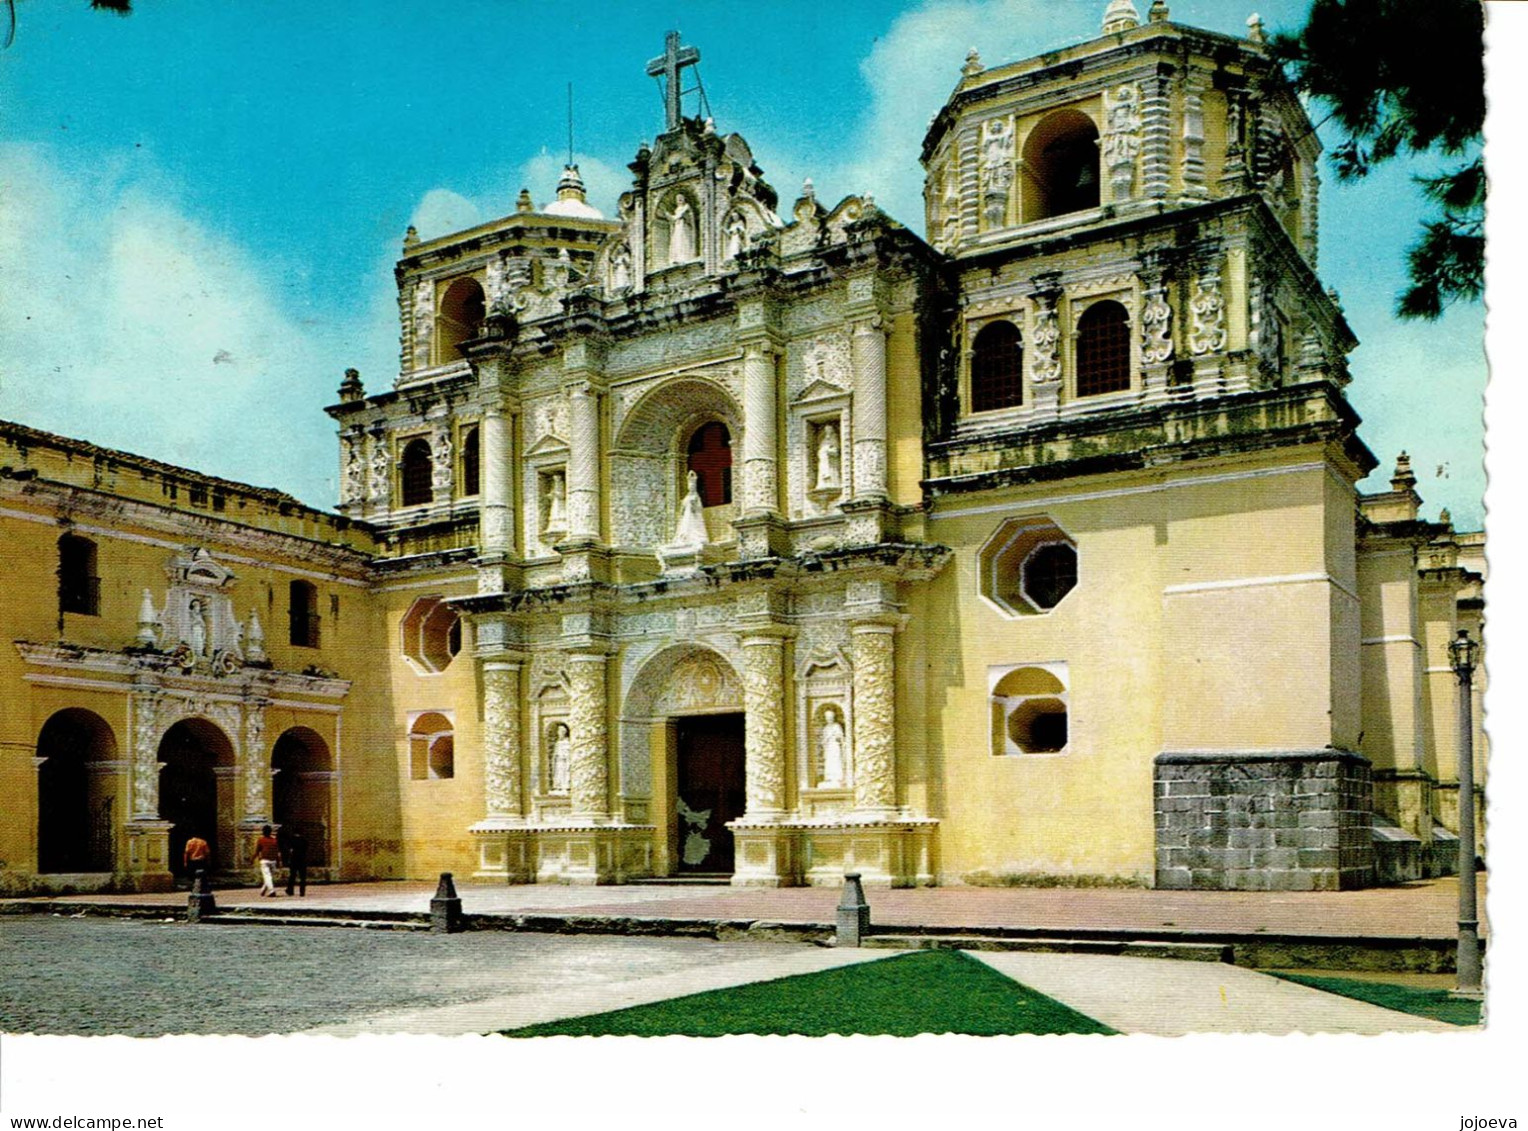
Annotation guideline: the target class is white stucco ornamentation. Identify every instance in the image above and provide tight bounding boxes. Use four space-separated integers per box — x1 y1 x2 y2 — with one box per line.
342 435 365 505
1189 267 1228 355
979 117 1015 228
567 654 609 820
1141 280 1174 364
742 636 786 813
1031 295 1063 382
850 624 897 813
482 659 524 819
1102 85 1142 199
242 707 268 821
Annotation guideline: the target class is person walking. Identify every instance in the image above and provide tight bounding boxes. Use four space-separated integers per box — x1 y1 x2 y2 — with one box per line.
252 824 281 896
284 827 308 896
183 833 212 891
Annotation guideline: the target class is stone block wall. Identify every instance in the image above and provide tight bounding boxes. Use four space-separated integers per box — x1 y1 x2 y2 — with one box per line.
1154 750 1376 891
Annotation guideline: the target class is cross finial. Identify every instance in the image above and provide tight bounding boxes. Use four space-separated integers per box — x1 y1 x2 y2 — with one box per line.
646 30 701 132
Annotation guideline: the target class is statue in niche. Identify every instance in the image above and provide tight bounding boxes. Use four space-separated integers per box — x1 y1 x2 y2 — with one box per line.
814 422 842 491
667 196 696 264
723 212 747 260
187 598 208 657
544 471 567 533
610 243 632 290
819 707 847 787
547 722 571 794
672 470 709 546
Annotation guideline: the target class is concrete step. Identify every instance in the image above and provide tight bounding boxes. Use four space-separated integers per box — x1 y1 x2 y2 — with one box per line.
204 912 429 932
864 934 1233 963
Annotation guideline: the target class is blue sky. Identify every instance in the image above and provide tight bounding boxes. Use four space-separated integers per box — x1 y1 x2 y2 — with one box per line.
0 0 1488 525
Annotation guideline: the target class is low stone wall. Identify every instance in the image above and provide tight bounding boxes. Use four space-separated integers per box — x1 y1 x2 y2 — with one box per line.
1154 750 1376 891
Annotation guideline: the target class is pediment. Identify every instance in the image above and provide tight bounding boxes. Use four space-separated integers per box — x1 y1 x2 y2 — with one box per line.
526 433 570 458
794 378 850 405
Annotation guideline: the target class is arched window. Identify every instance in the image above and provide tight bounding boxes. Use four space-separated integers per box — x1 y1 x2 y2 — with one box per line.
990 665 1069 756
686 422 733 507
288 580 320 648
1022 110 1100 222
970 320 1025 412
460 426 480 497
436 277 486 363
58 534 100 616
401 438 433 506
409 712 454 780
1075 301 1132 396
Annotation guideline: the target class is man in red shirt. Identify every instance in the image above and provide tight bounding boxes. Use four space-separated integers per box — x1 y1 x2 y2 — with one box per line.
183 834 211 889
252 824 281 896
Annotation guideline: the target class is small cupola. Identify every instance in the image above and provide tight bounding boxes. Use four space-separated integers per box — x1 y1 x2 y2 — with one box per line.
544 164 604 219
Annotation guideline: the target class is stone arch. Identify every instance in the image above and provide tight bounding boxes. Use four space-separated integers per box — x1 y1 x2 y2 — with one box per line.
271 726 333 868
157 717 236 876
436 276 485 363
1021 108 1100 223
611 377 742 547
36 708 118 874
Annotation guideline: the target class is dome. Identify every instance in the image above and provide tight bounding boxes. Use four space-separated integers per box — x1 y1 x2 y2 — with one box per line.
543 164 604 219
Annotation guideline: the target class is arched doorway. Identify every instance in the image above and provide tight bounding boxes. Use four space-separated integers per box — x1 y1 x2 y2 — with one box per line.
621 646 747 877
157 718 235 877
36 708 117 873
271 727 333 867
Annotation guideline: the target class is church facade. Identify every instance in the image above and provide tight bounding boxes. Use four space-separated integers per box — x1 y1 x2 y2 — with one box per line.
0 2 1484 895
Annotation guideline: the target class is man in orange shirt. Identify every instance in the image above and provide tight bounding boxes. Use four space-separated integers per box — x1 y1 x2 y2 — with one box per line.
183 833 211 890
252 824 281 896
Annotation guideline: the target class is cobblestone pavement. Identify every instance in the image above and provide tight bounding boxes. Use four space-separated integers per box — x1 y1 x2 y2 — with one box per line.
0 914 831 1037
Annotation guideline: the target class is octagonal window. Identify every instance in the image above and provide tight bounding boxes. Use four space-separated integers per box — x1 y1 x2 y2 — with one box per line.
401 596 463 674
977 516 1078 616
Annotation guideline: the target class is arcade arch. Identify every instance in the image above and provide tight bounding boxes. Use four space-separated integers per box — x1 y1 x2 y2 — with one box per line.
271 726 333 867
35 708 118 874
157 717 236 876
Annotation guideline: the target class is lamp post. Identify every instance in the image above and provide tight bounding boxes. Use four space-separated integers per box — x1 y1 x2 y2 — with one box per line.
1447 628 1483 998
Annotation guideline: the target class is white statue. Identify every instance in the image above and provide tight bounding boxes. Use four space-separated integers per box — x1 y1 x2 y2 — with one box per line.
668 196 696 264
610 243 632 290
672 470 709 545
724 213 747 260
819 707 847 787
188 598 208 657
545 471 567 532
548 722 571 793
814 423 842 491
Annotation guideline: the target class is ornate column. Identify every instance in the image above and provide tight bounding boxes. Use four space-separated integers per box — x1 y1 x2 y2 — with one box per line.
241 704 270 824
479 407 512 557
741 632 789 817
565 382 601 541
740 342 779 516
850 621 899 816
129 692 160 820
849 316 888 501
566 651 611 823
481 655 526 822
122 692 173 889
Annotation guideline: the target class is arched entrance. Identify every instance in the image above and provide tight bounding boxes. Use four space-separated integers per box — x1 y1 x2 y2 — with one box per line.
622 646 747 877
36 708 117 873
271 727 332 867
157 718 235 877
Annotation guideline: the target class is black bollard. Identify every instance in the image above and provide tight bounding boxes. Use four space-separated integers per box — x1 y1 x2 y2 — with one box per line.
430 871 464 933
836 872 871 947
186 870 217 922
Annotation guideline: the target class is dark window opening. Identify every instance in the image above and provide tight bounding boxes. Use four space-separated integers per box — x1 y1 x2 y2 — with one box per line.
401 438 433 507
1023 110 1100 222
1023 542 1078 611
970 320 1025 412
686 421 733 507
437 277 486 364
58 535 100 617
289 580 320 648
461 426 480 497
1075 301 1131 397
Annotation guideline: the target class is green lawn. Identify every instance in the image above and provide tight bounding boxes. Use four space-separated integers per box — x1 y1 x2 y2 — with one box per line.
502 949 1116 1037
1271 973 1483 1027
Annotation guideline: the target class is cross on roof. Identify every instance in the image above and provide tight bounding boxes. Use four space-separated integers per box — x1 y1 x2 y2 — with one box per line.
646 30 700 133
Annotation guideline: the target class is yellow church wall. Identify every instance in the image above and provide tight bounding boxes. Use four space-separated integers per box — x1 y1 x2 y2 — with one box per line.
1356 546 1424 775
887 309 925 510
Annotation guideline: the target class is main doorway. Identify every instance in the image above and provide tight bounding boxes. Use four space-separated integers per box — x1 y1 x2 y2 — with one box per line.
673 713 746 875
158 719 235 878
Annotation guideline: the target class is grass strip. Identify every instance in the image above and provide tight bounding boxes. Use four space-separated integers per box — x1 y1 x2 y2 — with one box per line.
1270 973 1482 1026
501 949 1116 1037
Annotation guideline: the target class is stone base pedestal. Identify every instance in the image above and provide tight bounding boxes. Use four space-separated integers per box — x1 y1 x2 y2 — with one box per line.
1154 750 1375 891
1372 768 1435 841
468 822 533 883
733 514 790 561
655 543 728 578
530 824 655 885
729 823 803 887
122 819 174 892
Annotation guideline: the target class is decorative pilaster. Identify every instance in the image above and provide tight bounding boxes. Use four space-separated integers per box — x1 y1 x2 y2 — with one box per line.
849 315 888 500
741 633 789 817
1140 70 1172 200
566 651 611 822
740 341 779 515
850 621 898 816
1180 72 1209 202
129 692 160 820
481 656 526 821
1029 285 1063 418
479 408 512 557
241 704 270 823
566 383 601 541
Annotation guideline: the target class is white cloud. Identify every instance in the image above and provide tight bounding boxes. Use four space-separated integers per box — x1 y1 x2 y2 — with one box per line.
0 143 337 506
408 188 483 241
838 0 1093 226
514 152 628 218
